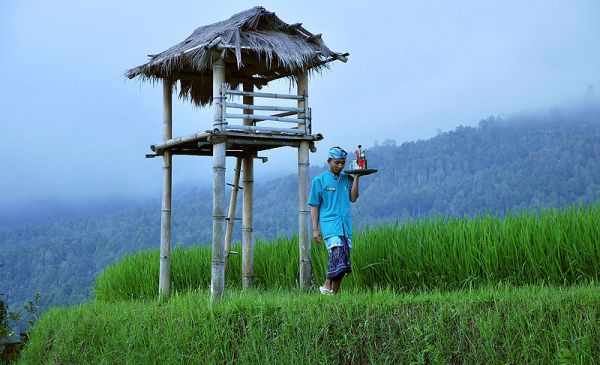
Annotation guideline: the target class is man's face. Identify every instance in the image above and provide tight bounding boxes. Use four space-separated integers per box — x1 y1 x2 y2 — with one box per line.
328 158 346 175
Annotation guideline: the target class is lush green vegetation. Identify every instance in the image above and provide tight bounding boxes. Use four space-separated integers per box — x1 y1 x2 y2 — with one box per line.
0 292 40 364
19 285 600 364
95 204 600 301
15 202 600 363
0 294 9 351
2 104 599 320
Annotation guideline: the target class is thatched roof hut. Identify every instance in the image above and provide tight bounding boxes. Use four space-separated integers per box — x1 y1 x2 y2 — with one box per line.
126 6 348 106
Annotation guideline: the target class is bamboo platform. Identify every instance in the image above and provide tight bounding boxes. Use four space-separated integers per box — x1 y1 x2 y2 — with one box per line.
147 129 323 158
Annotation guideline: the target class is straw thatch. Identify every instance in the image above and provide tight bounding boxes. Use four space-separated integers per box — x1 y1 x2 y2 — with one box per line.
126 6 348 106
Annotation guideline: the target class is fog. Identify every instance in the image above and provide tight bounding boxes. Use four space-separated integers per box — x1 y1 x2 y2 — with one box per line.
1 0 599 219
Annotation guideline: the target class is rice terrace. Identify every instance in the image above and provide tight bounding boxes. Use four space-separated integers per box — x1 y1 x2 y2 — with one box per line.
3 3 600 365
17 205 600 363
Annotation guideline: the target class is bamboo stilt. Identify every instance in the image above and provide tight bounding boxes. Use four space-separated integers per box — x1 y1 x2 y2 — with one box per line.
242 153 254 288
242 82 255 289
159 79 173 300
224 157 242 273
297 72 311 288
211 59 226 301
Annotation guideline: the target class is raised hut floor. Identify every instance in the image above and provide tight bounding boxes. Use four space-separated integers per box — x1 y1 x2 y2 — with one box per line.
147 129 323 158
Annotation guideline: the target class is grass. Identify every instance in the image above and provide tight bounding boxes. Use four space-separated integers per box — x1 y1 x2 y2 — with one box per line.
19 285 600 364
95 204 600 301
15 203 600 364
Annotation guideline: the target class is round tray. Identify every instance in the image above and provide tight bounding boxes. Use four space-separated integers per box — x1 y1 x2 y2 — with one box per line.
344 168 378 176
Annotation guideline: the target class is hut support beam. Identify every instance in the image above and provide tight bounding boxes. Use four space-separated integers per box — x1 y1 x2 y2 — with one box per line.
211 60 226 301
297 72 311 288
242 83 254 289
159 80 173 300
224 157 242 274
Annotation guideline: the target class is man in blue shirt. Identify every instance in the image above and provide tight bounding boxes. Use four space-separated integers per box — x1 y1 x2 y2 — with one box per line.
308 146 360 295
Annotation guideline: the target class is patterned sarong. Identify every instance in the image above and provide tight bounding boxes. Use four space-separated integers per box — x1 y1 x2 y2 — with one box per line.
326 236 352 279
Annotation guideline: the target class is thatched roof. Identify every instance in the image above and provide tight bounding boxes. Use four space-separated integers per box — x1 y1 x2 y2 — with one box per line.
126 6 348 106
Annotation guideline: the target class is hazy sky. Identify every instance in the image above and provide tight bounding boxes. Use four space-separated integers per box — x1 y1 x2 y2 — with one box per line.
1 1 599 209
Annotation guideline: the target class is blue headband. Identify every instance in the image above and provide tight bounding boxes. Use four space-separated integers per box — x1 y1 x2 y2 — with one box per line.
328 146 348 160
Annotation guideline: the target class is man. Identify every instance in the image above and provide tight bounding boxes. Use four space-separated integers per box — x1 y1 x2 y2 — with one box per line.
308 146 360 295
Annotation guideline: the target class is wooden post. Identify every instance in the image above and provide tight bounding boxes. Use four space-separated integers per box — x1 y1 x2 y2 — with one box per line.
242 83 254 288
159 79 173 299
211 59 226 301
297 72 311 288
224 157 242 273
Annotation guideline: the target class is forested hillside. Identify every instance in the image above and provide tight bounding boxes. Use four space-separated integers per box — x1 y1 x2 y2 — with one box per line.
359 110 600 220
1 103 599 314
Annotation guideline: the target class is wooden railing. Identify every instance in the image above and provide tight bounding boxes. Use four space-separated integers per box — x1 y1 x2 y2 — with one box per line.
221 88 311 135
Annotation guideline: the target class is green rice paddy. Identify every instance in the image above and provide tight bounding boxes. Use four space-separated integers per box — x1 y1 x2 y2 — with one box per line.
18 203 600 364
95 204 600 301
19 285 600 364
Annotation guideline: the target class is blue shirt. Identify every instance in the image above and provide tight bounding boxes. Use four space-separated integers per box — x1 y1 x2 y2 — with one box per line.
308 170 354 250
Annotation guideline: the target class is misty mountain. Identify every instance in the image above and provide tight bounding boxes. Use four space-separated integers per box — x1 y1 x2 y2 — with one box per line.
1 103 599 313
0 198 145 228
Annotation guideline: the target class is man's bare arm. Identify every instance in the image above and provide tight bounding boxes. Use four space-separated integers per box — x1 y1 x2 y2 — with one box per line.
350 175 360 202
311 205 322 242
